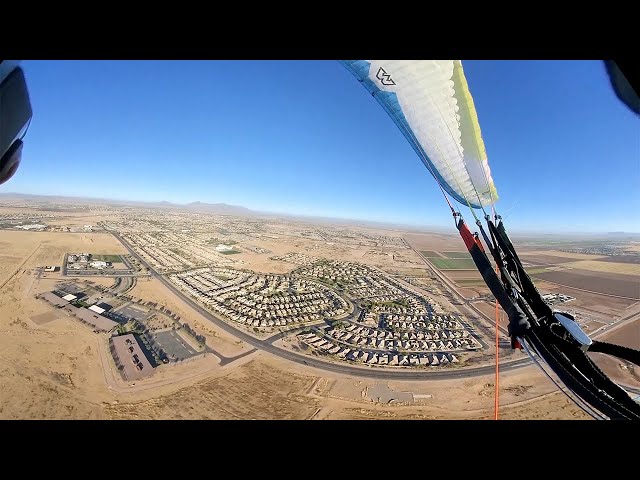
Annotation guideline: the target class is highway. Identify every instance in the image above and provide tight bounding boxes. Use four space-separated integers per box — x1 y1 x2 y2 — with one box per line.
103 227 536 380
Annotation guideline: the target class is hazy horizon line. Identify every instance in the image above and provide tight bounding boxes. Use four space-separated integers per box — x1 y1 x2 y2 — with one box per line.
1 191 639 237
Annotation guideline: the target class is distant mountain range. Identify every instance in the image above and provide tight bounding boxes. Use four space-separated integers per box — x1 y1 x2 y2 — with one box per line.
0 192 453 233
2 192 637 237
183 201 252 215
0 193 254 216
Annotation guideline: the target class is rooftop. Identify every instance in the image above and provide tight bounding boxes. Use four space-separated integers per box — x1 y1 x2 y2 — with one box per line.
111 334 155 381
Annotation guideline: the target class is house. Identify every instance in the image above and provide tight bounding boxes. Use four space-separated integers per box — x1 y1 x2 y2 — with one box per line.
337 348 350 359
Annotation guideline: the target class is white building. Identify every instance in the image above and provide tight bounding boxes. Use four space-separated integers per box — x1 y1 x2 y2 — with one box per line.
216 244 235 253
90 261 108 269
18 224 46 230
88 304 105 315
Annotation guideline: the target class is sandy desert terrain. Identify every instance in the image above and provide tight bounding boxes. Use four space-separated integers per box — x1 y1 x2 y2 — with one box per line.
1 205 636 420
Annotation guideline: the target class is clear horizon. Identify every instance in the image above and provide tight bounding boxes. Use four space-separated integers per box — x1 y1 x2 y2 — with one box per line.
3 60 638 233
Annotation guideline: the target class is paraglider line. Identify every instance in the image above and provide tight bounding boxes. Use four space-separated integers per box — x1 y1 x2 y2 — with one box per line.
495 265 500 420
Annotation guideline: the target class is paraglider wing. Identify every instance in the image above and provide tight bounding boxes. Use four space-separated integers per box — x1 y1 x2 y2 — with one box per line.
340 60 498 209
341 59 640 420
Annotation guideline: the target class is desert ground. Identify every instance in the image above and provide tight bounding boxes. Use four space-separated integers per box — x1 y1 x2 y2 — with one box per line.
129 277 250 357
1 203 637 420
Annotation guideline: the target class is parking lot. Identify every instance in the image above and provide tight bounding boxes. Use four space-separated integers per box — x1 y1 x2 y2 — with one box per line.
116 304 151 321
153 330 201 361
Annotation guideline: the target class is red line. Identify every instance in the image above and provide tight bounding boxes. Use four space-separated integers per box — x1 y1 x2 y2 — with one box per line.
495 269 500 420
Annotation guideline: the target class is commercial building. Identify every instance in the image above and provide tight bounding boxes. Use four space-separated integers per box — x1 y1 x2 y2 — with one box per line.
110 334 155 381
88 304 105 315
41 291 68 307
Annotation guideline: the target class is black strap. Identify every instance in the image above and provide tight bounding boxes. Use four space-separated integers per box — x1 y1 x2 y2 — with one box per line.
524 328 640 420
490 220 553 320
485 219 640 419
458 216 640 419
590 340 640 367
456 219 530 342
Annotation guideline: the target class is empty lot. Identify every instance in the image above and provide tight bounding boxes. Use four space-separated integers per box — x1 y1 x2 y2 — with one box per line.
531 269 640 299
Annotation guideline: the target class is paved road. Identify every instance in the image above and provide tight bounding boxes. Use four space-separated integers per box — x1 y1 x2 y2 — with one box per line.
408 244 513 337
108 229 533 380
591 303 640 339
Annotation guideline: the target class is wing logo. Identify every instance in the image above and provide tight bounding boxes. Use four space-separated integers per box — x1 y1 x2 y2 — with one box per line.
376 67 396 86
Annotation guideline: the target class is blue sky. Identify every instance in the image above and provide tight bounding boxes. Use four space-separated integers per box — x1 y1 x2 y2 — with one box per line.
4 60 638 233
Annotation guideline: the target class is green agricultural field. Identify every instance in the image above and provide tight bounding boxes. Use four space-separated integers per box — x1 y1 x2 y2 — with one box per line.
219 250 240 255
420 250 440 258
92 254 123 262
429 258 477 269
441 251 471 259
523 267 550 274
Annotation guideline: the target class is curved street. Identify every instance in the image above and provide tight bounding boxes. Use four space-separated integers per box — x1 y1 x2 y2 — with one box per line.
108 227 533 380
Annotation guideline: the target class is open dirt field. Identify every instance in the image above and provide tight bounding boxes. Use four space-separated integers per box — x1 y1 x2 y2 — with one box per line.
443 271 491 291
598 255 640 265
520 250 607 260
532 280 637 316
0 239 40 287
129 277 249 357
441 270 490 297
0 289 595 423
80 277 118 289
519 253 592 265
562 260 640 276
382 266 432 277
232 234 425 274
532 269 639 299
402 232 461 252
472 301 510 330
104 354 588 420
591 313 640 387
600 317 640 350
30 312 58 325
0 230 127 273
0 276 113 419
588 353 640 389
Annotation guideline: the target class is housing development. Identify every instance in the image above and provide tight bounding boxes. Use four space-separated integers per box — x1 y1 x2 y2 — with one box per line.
1 194 638 419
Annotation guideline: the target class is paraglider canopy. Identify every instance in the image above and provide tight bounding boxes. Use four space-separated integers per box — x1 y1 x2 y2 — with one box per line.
341 60 498 210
